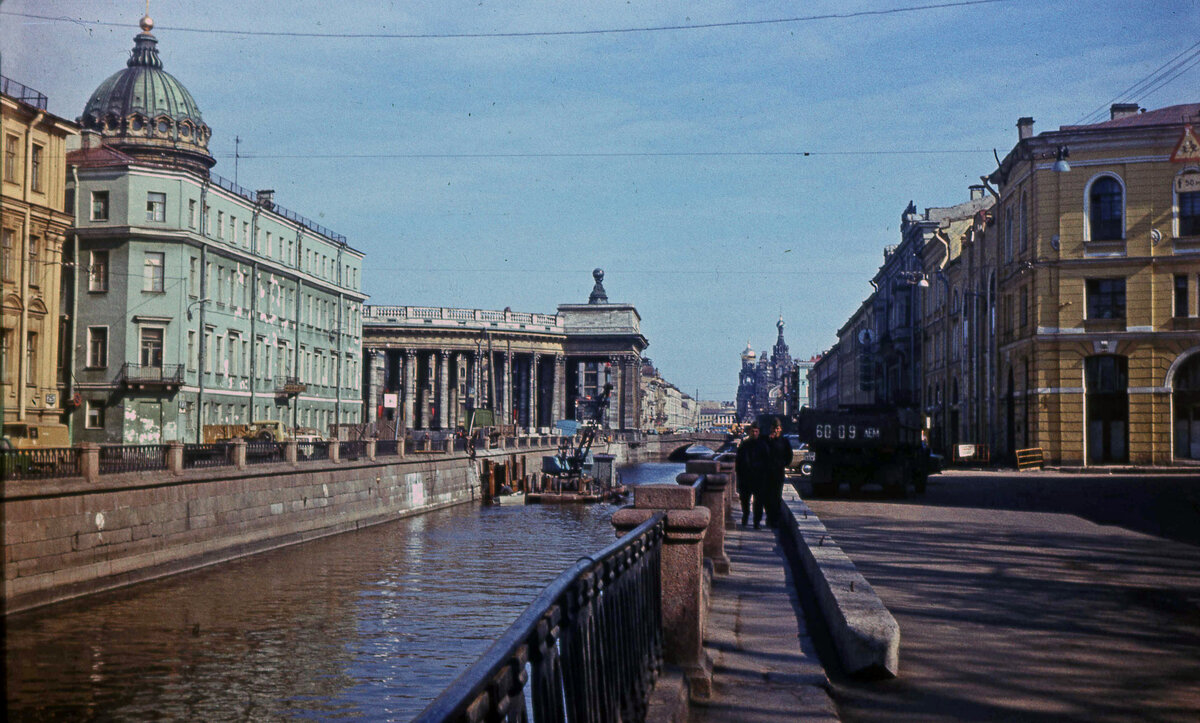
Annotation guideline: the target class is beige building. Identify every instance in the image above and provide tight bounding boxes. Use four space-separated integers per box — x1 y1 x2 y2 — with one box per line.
989 103 1200 465
1 77 78 447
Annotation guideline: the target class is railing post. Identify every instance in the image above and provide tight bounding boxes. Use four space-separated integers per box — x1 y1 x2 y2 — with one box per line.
613 484 713 700
80 442 99 482
682 470 729 575
167 441 184 475
232 439 247 470
330 439 341 463
366 439 377 461
285 440 298 465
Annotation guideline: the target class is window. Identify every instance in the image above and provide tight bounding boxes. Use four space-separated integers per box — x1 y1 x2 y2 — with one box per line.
91 191 109 220
189 257 198 296
30 144 43 192
88 250 109 292
1086 278 1126 320
24 332 37 385
28 236 39 285
1088 176 1124 241
1020 289 1028 328
0 328 10 383
204 329 213 373
146 191 166 222
1176 275 1190 318
1004 206 1014 261
1019 191 1028 252
217 210 224 238
4 134 17 181
187 330 197 371
1 228 12 281
140 327 164 368
86 327 108 368
143 252 165 292
1179 172 1200 237
85 400 105 429
188 199 197 228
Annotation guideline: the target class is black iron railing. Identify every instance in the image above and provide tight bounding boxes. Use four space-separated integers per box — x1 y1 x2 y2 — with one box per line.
99 445 168 474
209 172 348 245
120 363 185 386
0 447 80 480
375 439 400 456
245 441 284 465
414 512 666 723
275 375 306 395
182 443 233 470
2 76 49 110
340 440 367 461
297 440 329 461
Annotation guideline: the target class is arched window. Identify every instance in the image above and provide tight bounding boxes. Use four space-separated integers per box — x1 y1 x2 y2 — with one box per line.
1019 191 1029 252
1088 175 1124 241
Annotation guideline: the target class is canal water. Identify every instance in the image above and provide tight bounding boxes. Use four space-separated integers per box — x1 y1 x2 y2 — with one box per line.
4 462 683 721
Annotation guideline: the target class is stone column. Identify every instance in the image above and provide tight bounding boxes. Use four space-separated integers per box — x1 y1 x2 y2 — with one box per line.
554 354 567 422
80 442 99 482
438 350 450 430
609 357 622 431
422 352 436 429
167 441 184 475
530 352 541 432
503 349 513 428
612 484 712 699
232 439 247 470
403 349 416 435
681 464 730 574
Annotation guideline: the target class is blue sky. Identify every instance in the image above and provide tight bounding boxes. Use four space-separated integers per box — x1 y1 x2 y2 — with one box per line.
3 0 1198 400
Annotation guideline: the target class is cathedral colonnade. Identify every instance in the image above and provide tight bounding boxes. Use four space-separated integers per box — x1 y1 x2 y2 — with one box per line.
361 303 647 434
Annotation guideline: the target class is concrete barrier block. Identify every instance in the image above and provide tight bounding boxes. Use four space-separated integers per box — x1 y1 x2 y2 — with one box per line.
782 488 899 678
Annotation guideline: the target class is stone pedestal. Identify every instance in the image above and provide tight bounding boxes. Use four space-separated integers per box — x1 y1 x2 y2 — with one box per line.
698 473 730 574
80 442 99 482
232 439 247 470
167 442 184 475
613 484 713 700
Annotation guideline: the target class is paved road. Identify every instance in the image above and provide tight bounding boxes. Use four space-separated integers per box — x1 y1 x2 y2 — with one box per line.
803 471 1200 723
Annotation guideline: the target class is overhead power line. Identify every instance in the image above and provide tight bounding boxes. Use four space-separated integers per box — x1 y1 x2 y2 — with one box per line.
218 148 990 161
4 1 1014 40
1075 41 1200 125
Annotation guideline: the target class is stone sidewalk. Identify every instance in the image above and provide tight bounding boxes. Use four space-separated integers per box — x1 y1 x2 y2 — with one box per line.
688 521 840 722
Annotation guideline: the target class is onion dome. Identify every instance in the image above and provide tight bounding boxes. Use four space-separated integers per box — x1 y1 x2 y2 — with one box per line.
78 15 214 174
741 340 756 361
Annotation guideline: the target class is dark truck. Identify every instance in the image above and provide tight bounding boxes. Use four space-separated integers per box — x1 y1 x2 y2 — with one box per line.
796 405 933 497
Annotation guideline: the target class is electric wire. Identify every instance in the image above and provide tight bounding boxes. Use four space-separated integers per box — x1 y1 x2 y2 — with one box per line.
2 1 1014 40
1074 40 1200 125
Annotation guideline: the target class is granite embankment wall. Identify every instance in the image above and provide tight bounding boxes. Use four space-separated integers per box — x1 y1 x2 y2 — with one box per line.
1 434 704 615
2 445 557 615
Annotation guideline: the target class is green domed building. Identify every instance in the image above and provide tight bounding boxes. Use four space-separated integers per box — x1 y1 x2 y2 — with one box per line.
78 16 214 175
67 16 366 445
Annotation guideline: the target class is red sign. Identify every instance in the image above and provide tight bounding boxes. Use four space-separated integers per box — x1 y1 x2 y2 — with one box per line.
1170 125 1200 163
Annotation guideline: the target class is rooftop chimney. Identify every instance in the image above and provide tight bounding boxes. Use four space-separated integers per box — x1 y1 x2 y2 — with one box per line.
1017 117 1035 140
256 189 275 209
80 128 102 150
969 184 985 201
1110 103 1140 121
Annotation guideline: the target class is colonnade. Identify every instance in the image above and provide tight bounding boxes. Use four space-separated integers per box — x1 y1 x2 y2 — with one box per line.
369 347 642 433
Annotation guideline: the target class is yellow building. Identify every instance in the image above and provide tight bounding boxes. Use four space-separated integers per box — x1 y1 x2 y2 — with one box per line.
1 76 78 447
990 103 1200 465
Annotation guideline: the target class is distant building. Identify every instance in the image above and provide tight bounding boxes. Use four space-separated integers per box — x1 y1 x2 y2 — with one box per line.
67 16 366 443
736 315 795 421
639 357 697 431
1 76 78 445
698 401 737 430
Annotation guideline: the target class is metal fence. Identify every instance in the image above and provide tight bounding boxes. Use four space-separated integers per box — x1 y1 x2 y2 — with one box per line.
297 440 330 461
414 512 665 723
182 443 233 470
340 440 367 461
0 447 81 480
98 445 168 475
245 441 284 465
375 439 401 457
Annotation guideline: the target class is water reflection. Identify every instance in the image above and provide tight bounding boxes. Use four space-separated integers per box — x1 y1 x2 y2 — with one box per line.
5 462 683 721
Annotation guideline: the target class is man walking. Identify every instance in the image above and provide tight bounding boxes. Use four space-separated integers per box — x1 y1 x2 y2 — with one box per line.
735 422 771 528
763 417 793 528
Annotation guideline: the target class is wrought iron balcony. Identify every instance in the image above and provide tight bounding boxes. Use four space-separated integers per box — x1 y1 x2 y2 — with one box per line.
119 363 184 390
275 375 306 396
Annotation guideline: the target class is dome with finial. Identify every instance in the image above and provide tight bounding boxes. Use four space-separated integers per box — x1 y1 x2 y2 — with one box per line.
78 15 214 174
741 340 756 361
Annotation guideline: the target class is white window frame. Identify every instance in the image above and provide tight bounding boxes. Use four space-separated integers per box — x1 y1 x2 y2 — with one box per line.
1173 167 1200 239
86 326 108 368
146 191 166 222
85 400 105 429
1083 172 1127 243
88 249 109 292
91 190 109 221
143 251 165 292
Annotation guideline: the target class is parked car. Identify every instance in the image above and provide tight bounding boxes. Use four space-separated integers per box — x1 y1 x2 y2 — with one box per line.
784 434 815 477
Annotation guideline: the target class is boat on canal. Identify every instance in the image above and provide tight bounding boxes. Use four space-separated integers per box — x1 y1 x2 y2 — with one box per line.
525 383 627 504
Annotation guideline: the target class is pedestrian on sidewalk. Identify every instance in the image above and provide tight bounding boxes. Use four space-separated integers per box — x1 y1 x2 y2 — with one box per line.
734 421 770 528
763 417 793 527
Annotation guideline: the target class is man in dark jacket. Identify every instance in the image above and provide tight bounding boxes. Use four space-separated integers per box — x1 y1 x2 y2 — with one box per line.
763 417 793 527
734 422 771 527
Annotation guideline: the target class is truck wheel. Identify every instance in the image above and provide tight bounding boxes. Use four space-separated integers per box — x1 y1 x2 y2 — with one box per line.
257 430 273 442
